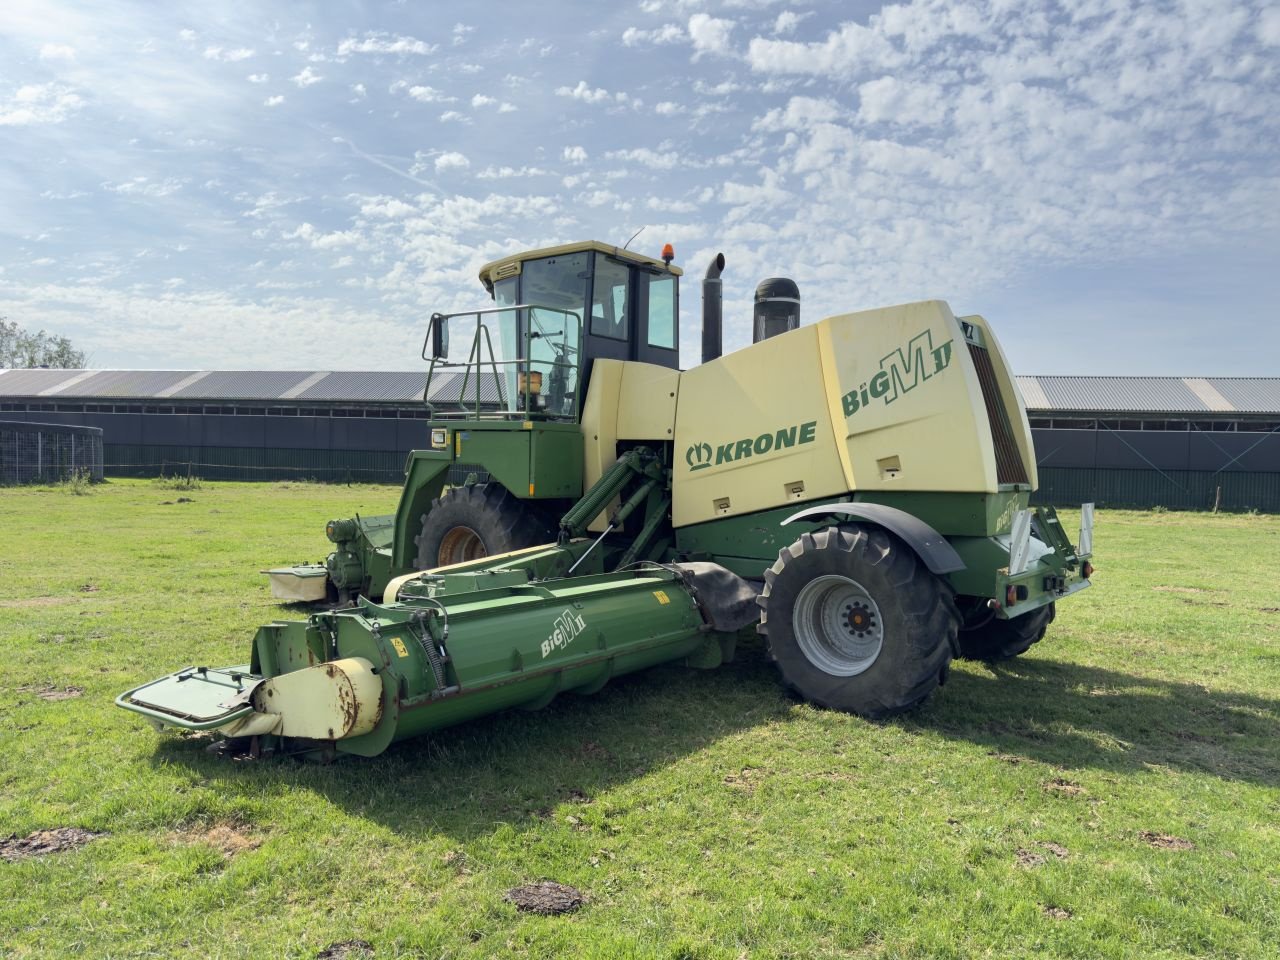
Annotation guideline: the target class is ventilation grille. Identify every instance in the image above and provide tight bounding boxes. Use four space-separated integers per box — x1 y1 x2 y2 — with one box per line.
968 343 1029 485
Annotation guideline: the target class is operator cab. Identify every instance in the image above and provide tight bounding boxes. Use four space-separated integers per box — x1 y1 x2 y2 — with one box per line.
426 241 681 421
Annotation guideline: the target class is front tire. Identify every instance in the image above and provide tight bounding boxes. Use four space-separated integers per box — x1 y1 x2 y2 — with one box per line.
957 602 1055 662
414 484 554 570
758 525 958 719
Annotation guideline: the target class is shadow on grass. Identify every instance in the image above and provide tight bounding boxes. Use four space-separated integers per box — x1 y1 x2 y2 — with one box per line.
915 655 1280 787
152 642 792 841
150 640 1280 841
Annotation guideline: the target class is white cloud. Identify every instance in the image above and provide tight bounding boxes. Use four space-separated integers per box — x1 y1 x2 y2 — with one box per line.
406 85 454 103
103 177 188 198
360 196 417 217
655 101 679 115
556 80 611 104
856 76 947 126
773 11 807 35
39 43 76 60
263 95 285 107
247 73 269 84
1260 9 1280 45
439 110 469 123
291 67 322 88
204 46 254 62
476 165 550 179
622 24 684 46
748 20 899 74
605 147 680 170
452 23 475 46
350 83 367 99
471 94 495 107
563 145 588 163
498 102 516 113
435 152 470 170
0 83 83 126
337 34 437 56
688 14 734 58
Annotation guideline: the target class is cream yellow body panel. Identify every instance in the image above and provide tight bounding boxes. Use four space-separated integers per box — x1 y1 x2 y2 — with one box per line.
251 657 382 741
580 359 624 532
617 363 680 441
672 324 850 528
959 314 1039 488
818 300 995 495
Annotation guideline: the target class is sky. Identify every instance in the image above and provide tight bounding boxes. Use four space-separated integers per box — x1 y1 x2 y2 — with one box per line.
0 0 1277 376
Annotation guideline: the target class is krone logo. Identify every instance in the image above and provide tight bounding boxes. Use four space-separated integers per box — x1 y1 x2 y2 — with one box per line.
686 442 713 472
842 328 953 419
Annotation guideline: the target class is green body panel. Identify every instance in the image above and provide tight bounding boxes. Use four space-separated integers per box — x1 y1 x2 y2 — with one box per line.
115 666 257 730
389 451 451 572
443 419 583 500
673 489 1029 574
239 564 709 757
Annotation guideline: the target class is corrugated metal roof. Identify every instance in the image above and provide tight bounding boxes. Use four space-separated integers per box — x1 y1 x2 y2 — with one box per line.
1014 376 1280 415
295 371 429 402
0 368 94 395
170 370 317 399
1206 379 1280 414
5 369 1276 415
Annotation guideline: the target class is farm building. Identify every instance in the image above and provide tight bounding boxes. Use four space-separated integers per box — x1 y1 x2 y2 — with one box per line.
1 368 1277 510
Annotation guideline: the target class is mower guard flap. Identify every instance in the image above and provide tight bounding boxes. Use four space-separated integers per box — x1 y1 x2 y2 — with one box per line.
115 665 264 731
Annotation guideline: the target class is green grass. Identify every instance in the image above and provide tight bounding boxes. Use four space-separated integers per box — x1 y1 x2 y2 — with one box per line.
1 480 1278 959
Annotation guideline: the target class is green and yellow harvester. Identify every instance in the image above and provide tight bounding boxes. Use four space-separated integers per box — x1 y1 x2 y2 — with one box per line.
118 241 1094 759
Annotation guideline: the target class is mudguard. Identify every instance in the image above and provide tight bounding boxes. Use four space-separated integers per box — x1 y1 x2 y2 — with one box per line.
780 502 965 575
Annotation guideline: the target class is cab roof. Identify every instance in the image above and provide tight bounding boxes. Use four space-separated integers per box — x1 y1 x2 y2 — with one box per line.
478 240 683 292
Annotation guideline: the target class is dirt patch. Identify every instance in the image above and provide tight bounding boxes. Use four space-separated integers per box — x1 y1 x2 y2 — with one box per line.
18 684 84 701
723 766 765 792
1043 777 1085 797
316 940 374 959
988 752 1027 764
1037 841 1069 860
1139 831 1195 851
1260 607 1280 614
1 827 103 862
1015 848 1046 868
78 583 99 593
505 881 585 915
1153 586 1218 594
1043 905 1073 920
171 822 261 858
579 740 612 760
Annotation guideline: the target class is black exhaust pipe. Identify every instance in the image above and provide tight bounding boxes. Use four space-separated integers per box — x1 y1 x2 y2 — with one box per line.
701 252 725 364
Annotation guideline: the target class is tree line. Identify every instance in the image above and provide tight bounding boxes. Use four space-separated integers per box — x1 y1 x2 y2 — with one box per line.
0 318 86 369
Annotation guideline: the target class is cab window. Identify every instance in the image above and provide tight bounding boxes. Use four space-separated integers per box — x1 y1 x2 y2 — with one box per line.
647 274 676 350
590 256 630 341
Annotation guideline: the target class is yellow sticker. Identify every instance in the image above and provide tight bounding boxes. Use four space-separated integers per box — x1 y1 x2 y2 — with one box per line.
390 637 410 658
653 590 670 605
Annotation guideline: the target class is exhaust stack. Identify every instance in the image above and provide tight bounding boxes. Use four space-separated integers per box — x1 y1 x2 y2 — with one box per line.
701 252 725 364
753 278 800 343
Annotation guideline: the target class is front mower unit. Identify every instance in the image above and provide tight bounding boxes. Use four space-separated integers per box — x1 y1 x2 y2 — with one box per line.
118 549 738 759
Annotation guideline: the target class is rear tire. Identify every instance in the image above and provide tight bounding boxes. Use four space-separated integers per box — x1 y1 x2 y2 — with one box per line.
758 525 958 719
957 602 1055 662
413 484 554 570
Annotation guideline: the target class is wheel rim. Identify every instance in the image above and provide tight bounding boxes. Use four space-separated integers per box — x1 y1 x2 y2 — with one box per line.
792 574 884 676
437 525 486 565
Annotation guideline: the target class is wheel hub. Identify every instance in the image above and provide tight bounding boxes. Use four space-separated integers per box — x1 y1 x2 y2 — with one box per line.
437 525 486 566
792 575 884 677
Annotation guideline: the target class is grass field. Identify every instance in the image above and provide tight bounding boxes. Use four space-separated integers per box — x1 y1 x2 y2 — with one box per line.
1 479 1278 959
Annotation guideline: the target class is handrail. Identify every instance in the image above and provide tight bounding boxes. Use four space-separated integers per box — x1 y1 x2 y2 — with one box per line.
422 303 583 421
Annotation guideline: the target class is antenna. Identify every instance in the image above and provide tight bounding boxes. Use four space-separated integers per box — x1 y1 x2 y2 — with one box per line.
622 226 645 250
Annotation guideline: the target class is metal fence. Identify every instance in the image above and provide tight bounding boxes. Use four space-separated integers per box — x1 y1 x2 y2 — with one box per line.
1 420 104 485
1032 467 1280 512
